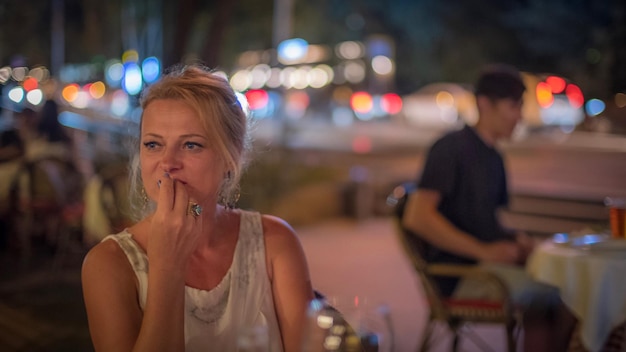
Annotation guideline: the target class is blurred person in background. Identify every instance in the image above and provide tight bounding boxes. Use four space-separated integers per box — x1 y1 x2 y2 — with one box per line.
0 108 29 250
403 64 577 351
28 99 74 162
81 64 314 351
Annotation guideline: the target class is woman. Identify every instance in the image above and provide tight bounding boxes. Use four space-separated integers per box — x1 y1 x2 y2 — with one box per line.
82 64 314 351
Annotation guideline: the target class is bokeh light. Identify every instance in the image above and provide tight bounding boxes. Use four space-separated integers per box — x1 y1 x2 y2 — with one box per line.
89 81 106 99
536 82 554 108
122 62 143 95
8 86 24 103
142 56 161 83
381 93 403 114
0 66 11 83
22 77 38 92
245 89 269 110
62 83 80 103
585 98 605 116
565 84 584 108
26 89 43 105
336 41 364 60
111 89 130 117
350 91 373 114
371 55 394 75
545 76 566 94
105 60 124 87
230 70 251 92
277 38 308 64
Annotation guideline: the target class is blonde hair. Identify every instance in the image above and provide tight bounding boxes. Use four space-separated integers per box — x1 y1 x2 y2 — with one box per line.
128 64 250 219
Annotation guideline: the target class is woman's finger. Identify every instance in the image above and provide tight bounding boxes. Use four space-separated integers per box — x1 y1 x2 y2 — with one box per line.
156 172 174 213
172 178 190 218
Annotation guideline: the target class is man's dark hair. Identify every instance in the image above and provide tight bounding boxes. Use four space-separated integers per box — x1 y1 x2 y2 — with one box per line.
474 64 526 101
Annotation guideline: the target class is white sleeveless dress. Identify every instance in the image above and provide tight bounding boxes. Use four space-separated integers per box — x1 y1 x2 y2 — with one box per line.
103 210 284 352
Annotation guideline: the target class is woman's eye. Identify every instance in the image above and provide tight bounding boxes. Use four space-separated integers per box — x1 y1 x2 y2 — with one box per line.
184 142 202 150
143 141 158 150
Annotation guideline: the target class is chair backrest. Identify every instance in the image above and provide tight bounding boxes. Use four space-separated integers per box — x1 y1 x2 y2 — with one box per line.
387 182 449 317
98 162 132 232
11 157 84 213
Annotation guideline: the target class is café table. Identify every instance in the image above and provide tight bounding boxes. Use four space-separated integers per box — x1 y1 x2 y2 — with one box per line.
526 235 626 352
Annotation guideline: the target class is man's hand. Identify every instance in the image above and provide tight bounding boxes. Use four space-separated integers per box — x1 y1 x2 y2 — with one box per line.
514 231 535 264
479 241 523 264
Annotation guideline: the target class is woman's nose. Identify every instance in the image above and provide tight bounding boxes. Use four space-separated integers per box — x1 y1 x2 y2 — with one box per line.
160 148 182 172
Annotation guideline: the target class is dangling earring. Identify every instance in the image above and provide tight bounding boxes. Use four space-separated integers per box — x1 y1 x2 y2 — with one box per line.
141 187 149 209
226 186 241 210
219 171 240 209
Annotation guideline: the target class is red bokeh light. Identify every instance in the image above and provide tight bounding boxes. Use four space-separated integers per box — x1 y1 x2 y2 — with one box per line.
380 93 403 114
565 84 584 109
245 89 269 110
22 77 38 92
545 76 566 94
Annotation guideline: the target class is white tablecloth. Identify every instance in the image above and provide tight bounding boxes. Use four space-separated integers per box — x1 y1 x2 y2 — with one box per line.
526 240 626 352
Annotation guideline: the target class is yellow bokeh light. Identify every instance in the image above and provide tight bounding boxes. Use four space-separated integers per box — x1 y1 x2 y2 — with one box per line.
436 91 454 108
62 84 80 102
536 82 554 108
89 81 106 99
122 50 139 63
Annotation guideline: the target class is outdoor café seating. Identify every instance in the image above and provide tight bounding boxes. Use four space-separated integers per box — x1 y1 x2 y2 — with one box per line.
388 182 522 352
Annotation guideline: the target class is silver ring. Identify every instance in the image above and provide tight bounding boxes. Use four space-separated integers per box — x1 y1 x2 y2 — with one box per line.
188 203 202 217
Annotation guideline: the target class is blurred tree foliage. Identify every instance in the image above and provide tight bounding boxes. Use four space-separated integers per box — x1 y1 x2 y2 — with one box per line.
0 0 623 96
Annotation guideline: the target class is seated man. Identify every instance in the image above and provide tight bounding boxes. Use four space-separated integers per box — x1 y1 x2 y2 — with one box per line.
402 64 576 352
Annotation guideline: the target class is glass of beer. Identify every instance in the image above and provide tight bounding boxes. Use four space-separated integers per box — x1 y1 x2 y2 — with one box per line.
605 197 626 238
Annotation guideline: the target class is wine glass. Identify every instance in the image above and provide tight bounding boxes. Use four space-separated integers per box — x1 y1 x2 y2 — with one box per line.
237 325 269 352
301 296 394 352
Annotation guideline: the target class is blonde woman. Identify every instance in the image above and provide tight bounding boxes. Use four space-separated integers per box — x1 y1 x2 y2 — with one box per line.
82 64 314 351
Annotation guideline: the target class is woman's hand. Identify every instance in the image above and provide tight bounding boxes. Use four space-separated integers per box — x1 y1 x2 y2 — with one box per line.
147 173 203 273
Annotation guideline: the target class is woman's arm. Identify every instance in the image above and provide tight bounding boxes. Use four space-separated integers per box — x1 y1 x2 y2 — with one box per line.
262 215 314 352
82 238 188 352
81 241 143 351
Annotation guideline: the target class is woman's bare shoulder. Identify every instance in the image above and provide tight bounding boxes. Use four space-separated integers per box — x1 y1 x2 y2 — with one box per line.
260 214 297 240
82 237 133 278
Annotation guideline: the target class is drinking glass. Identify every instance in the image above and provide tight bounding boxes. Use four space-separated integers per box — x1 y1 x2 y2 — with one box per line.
237 325 269 352
605 197 626 238
301 296 394 352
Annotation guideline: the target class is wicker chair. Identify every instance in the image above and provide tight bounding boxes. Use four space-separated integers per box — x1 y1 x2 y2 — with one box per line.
387 182 522 352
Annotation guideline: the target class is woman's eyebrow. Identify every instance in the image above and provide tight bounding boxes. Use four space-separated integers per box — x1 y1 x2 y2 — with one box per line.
180 133 207 139
141 133 206 139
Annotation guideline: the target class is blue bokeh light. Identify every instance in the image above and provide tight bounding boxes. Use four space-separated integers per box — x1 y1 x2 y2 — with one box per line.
142 57 161 84
585 98 605 116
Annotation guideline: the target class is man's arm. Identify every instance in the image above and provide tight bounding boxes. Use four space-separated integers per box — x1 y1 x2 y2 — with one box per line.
402 188 521 264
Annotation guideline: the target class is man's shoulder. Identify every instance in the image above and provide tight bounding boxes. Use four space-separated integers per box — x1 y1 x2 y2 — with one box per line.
431 127 471 150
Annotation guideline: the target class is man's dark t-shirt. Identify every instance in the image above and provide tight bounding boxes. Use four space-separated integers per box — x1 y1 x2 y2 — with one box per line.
416 125 513 295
